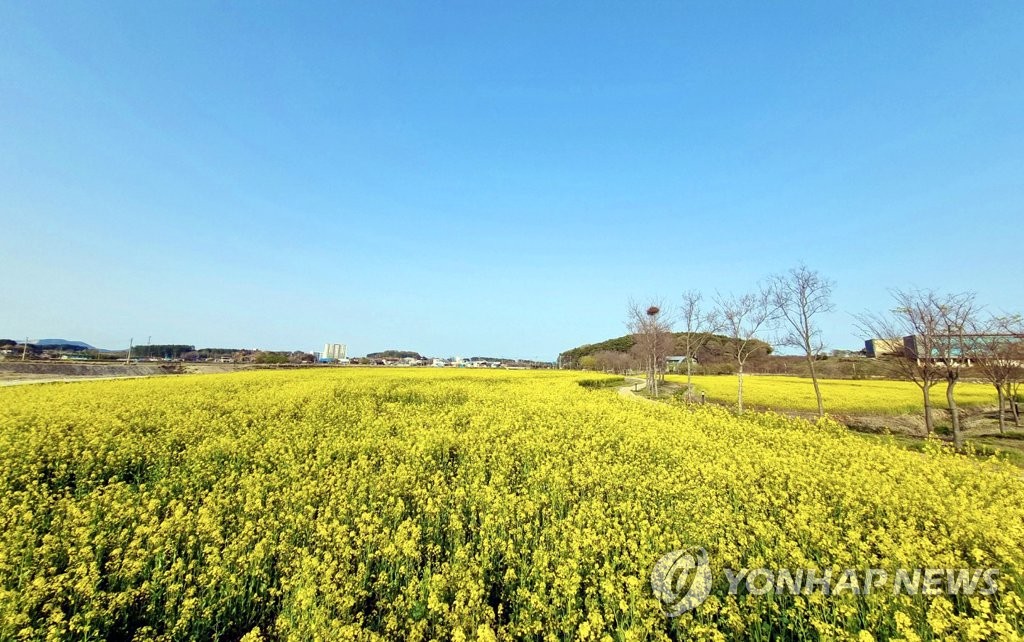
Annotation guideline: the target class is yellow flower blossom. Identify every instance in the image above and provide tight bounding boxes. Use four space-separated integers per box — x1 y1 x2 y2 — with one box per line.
0 369 1020 640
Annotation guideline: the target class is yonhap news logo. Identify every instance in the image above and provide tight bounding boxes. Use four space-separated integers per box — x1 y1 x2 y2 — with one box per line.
650 548 713 616
651 548 1000 618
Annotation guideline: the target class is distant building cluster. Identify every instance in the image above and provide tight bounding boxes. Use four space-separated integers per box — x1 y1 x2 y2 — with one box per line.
866 335 1023 363
343 355 538 369
864 338 904 358
321 343 347 362
0 337 551 369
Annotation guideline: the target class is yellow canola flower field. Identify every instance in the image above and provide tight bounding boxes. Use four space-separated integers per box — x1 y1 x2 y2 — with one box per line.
1 369 1022 641
667 374 998 415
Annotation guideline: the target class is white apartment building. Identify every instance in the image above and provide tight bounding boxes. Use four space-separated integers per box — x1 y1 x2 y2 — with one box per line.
322 343 347 360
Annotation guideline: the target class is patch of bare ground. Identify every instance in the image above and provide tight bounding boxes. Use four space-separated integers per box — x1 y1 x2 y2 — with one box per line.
619 378 682 401
804 406 1024 466
0 360 267 386
671 396 1024 466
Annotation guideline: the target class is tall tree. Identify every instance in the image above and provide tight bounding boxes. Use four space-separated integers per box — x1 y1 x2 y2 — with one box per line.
972 315 1024 434
1000 318 1024 427
931 292 980 451
678 290 722 402
770 265 835 418
593 350 632 374
715 288 777 415
858 290 951 436
626 300 673 396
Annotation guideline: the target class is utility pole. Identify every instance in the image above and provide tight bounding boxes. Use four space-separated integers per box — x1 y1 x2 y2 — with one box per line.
125 337 133 366
21 337 28 361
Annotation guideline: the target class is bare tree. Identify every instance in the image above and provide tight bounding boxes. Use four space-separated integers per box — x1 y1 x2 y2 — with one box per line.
770 265 835 418
998 317 1024 427
715 288 777 415
1010 323 1024 427
656 331 676 385
858 290 954 437
626 300 673 396
1011 365 1024 427
593 350 632 374
678 290 722 402
931 292 980 451
972 315 1024 433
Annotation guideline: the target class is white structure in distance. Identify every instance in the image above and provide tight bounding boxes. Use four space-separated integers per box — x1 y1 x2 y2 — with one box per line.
322 343 347 361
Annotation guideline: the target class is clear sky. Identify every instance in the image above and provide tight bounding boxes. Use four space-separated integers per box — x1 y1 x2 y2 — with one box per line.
2 2 1022 359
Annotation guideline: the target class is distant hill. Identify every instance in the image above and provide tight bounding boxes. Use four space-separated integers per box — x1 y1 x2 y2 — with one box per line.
559 332 772 365
35 339 95 350
559 335 634 359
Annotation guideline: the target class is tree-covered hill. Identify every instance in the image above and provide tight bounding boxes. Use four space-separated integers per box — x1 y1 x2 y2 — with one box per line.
558 333 772 367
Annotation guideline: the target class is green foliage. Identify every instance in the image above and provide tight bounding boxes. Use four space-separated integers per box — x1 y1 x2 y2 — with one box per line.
559 332 772 366
559 335 636 364
131 344 196 359
254 352 289 364
576 376 624 388
366 350 422 359
196 348 246 357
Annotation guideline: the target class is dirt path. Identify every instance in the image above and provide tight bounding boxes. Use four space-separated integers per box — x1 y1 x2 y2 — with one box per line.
617 378 682 401
0 375 158 387
617 378 648 398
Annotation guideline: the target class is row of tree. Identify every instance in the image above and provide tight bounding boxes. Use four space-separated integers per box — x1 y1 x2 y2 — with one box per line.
130 344 196 359
625 265 1023 451
628 265 834 414
858 291 1023 446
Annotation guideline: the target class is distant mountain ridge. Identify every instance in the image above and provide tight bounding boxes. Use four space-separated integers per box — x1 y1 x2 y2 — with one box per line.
35 339 95 350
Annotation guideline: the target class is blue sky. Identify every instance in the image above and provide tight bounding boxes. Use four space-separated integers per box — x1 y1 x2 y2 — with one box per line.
2 2 1022 359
